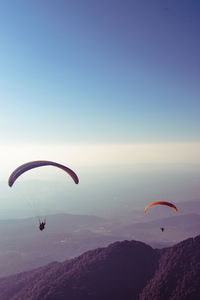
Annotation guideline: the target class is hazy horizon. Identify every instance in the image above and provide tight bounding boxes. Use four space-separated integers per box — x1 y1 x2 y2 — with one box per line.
1 162 199 219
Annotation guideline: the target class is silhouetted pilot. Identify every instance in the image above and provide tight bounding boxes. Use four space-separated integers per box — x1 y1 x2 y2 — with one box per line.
39 220 46 231
160 227 165 232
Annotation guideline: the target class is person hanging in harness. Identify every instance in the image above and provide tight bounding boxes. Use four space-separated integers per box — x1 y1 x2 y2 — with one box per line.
39 218 46 231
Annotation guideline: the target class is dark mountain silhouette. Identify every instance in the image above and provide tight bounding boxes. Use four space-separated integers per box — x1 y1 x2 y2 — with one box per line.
0 240 158 300
138 235 200 300
0 235 199 300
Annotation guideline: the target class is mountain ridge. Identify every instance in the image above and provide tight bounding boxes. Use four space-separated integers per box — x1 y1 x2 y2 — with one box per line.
0 235 199 299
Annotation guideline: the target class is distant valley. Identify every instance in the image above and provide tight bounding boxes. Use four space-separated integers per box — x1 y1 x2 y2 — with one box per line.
0 198 199 278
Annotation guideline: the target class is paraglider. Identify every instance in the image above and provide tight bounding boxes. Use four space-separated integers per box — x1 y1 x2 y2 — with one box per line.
8 160 79 231
144 201 177 233
8 160 79 187
144 201 178 214
39 218 46 231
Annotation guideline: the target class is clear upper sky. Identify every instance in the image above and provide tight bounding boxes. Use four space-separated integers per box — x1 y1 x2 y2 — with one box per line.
0 0 199 145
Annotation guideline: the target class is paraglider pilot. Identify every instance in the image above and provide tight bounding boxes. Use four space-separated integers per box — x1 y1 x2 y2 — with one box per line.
39 218 46 231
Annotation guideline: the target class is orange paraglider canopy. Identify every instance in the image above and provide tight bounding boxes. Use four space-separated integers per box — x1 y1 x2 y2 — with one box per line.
144 201 178 214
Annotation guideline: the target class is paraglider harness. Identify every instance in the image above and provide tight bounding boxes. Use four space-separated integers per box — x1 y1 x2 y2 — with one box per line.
39 218 46 231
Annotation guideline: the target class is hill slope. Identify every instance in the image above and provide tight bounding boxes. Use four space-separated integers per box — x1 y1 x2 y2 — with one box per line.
138 235 200 300
0 235 200 300
0 240 157 300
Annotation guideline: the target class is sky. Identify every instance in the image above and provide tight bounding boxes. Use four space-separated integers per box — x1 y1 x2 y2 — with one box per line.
0 0 199 145
0 1 199 217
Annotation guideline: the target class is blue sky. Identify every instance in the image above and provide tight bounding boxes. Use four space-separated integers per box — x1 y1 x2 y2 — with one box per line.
0 0 199 145
0 0 199 176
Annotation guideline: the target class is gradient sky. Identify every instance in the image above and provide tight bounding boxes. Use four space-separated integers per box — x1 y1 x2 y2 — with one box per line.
0 0 200 175
0 1 200 217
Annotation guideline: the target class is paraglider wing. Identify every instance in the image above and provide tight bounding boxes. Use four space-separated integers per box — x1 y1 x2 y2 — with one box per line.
144 201 177 214
8 160 79 187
